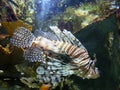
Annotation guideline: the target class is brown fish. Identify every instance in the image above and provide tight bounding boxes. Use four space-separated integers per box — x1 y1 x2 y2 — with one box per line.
10 27 99 79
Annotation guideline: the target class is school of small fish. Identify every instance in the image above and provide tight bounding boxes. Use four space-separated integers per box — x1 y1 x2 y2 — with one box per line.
10 26 99 87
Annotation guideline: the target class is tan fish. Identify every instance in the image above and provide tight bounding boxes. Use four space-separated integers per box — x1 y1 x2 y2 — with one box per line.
10 27 99 79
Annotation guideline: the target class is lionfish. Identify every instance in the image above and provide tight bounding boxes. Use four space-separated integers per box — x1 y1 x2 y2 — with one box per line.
10 26 99 88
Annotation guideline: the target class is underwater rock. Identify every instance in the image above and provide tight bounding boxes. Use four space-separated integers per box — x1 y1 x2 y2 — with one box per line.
0 0 18 22
74 14 120 90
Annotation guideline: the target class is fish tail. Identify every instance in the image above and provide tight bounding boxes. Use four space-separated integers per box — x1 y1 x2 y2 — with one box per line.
54 41 99 79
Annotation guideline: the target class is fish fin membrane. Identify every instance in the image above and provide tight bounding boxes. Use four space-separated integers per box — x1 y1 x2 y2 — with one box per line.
50 26 88 51
34 29 59 41
63 29 85 47
49 26 70 42
10 27 35 48
23 46 44 62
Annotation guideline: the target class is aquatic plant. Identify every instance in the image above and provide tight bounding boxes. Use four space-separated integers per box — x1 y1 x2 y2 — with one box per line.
74 14 120 90
9 0 35 24
0 0 120 90
40 0 119 33
1 20 32 35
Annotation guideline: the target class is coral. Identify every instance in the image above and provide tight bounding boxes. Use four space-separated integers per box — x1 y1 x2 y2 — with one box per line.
9 0 35 24
39 1 117 33
0 0 18 22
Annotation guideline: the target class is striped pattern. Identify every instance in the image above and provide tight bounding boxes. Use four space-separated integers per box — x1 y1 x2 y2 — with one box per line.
50 26 84 46
49 26 99 79
50 40 99 79
10 27 99 79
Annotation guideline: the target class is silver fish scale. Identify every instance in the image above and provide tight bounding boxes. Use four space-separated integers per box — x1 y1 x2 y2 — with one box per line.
37 74 63 86
37 64 63 75
36 58 74 86
23 46 45 62
47 61 62 67
36 66 45 74
10 27 35 48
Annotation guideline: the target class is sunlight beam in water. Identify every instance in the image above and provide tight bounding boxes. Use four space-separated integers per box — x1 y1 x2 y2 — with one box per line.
35 0 52 22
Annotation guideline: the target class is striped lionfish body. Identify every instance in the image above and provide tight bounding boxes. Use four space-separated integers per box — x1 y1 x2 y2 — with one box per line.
10 26 99 83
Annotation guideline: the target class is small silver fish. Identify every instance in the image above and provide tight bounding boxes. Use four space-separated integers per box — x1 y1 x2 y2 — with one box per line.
36 58 74 86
